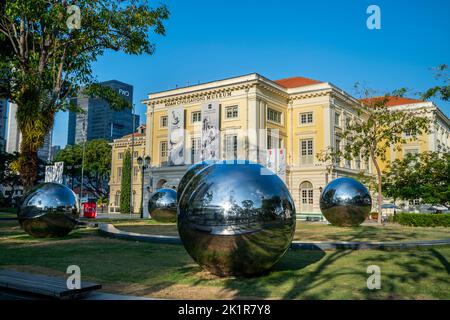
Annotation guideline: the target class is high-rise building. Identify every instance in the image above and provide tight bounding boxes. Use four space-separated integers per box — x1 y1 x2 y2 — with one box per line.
50 145 61 161
5 102 20 154
0 99 7 152
67 80 139 145
6 102 52 161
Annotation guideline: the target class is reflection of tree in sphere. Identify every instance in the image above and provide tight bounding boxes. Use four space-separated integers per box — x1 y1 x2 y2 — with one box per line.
17 183 80 238
319 177 372 227
178 160 296 276
148 188 177 223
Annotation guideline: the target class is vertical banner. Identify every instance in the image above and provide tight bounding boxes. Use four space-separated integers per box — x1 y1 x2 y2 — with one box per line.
168 107 185 166
201 102 220 161
266 149 286 182
45 162 64 184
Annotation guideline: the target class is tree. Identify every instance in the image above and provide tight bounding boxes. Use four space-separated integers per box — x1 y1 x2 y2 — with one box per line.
55 139 112 198
384 152 450 205
120 149 132 214
317 88 430 224
0 0 169 189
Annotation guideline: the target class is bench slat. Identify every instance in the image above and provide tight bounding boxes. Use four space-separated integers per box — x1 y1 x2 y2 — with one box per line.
0 270 102 299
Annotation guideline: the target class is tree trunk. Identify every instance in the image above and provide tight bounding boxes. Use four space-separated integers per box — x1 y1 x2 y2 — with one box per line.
19 137 40 191
372 156 383 225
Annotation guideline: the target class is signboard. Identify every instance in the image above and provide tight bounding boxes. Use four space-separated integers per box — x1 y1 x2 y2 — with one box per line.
201 102 220 161
266 149 286 182
45 162 64 184
168 107 185 166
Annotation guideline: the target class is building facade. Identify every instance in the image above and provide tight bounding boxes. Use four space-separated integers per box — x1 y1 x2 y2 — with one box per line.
109 125 147 214
67 80 140 145
366 97 450 172
141 74 377 218
0 99 7 152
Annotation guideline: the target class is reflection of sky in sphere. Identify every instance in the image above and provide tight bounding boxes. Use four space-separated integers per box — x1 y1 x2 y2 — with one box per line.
321 177 371 207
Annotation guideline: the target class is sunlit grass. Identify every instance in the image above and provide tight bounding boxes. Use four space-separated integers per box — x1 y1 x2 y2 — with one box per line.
1 220 449 299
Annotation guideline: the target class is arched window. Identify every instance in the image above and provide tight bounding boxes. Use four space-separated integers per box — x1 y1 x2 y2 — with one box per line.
299 181 314 213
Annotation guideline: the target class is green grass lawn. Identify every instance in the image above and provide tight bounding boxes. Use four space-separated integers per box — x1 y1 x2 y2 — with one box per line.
1 220 449 299
117 222 450 243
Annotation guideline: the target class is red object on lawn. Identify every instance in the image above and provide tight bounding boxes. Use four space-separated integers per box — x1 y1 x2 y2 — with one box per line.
83 201 97 218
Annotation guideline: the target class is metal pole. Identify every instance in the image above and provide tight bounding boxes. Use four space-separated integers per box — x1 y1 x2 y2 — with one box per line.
130 104 135 216
80 118 86 212
140 165 145 218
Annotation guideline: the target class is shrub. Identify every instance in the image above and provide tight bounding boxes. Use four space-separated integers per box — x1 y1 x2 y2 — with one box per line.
393 213 450 227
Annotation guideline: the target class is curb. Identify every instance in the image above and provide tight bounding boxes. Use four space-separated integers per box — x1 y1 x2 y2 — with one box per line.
98 223 182 245
97 223 450 250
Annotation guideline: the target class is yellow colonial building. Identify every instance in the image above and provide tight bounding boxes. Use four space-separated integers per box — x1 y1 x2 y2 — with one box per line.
109 124 147 214
141 74 375 219
107 73 449 217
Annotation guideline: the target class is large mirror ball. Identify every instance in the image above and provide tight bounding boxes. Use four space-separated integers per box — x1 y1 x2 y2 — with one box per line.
17 182 80 238
319 177 372 227
148 188 178 222
177 160 296 277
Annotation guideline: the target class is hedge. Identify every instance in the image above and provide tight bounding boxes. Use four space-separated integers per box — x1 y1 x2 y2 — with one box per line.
394 213 450 227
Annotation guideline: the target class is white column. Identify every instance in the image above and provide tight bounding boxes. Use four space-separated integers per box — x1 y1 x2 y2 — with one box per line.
247 96 259 162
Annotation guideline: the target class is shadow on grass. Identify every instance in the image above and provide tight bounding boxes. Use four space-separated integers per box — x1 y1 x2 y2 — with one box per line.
217 226 450 299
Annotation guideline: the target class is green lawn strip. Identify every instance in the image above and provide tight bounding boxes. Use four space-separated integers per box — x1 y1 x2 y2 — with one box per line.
1 220 449 299
115 223 450 243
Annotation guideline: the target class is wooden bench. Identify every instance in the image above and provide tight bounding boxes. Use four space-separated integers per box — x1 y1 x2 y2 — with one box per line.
0 270 102 300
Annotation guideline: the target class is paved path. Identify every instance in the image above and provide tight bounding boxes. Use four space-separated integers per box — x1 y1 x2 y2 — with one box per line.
98 223 450 251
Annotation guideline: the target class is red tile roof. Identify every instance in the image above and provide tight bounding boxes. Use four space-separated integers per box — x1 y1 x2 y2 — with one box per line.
360 96 425 107
122 132 145 138
273 76 322 88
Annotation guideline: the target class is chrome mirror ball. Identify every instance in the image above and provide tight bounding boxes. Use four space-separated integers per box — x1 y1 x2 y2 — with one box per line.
319 177 372 227
17 183 80 238
178 160 296 277
177 161 210 203
148 188 178 223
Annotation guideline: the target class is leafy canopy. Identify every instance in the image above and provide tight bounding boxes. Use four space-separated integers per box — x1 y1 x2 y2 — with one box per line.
383 152 450 204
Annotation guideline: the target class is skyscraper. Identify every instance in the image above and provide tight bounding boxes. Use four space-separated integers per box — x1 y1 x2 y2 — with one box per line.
0 99 7 152
5 102 52 161
67 80 139 145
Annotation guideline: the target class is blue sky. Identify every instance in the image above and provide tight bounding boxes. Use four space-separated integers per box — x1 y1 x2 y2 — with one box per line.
52 0 450 147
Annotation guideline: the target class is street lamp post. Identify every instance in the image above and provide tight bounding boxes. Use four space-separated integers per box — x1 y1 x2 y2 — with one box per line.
137 155 151 219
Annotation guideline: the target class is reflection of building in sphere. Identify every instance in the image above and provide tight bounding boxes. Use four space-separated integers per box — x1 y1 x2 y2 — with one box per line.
148 188 177 222
319 177 372 227
178 160 296 276
177 162 211 203
17 183 80 238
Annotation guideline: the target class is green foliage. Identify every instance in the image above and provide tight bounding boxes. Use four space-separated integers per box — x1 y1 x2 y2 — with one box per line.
54 139 112 198
120 149 132 214
383 152 450 204
0 0 169 187
421 64 449 101
394 213 450 227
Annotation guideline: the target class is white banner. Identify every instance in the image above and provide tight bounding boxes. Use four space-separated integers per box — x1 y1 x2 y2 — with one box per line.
168 107 185 166
201 102 220 161
45 162 64 184
266 149 286 182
